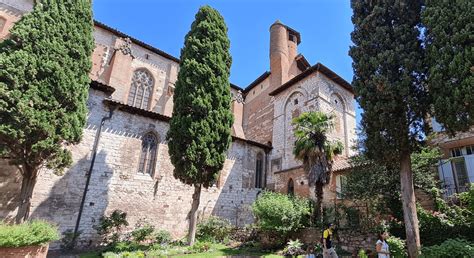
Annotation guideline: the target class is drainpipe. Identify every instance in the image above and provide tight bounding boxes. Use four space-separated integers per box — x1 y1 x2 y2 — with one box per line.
73 105 117 246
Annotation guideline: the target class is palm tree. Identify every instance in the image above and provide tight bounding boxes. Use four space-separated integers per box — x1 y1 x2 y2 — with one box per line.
292 111 344 224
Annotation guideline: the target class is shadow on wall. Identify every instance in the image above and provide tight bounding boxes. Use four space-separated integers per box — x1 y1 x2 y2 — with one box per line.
0 159 22 221
209 143 261 227
31 150 113 249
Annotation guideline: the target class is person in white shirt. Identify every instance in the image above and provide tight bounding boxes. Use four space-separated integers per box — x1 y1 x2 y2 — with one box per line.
376 232 390 258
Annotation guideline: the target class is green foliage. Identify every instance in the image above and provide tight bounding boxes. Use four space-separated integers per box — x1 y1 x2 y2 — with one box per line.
282 239 305 257
103 250 145 258
131 221 154 243
0 220 59 247
417 202 473 246
349 0 426 166
422 0 474 133
60 229 81 250
154 230 172 245
106 241 144 253
420 239 474 258
251 191 311 234
386 236 407 258
358 249 368 258
189 241 212 253
196 216 233 243
0 0 94 172
457 183 474 213
292 111 344 178
340 205 361 228
344 147 441 221
94 210 129 244
167 5 233 188
292 111 343 223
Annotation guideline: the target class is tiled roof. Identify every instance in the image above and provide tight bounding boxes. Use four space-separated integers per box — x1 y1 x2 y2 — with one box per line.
332 156 352 172
269 63 354 96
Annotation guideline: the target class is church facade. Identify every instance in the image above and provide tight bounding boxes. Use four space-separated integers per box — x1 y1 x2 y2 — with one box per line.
0 0 356 247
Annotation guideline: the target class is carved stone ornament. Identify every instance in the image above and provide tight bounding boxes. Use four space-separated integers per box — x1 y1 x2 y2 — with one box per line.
233 90 245 104
116 37 133 56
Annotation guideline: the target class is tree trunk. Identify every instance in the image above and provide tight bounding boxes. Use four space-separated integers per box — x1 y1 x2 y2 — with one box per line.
399 151 420 258
315 181 324 226
188 184 202 246
16 169 37 224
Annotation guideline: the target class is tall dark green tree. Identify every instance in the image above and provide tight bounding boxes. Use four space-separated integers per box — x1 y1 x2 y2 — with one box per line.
166 6 233 245
349 0 427 256
423 0 474 134
0 0 94 223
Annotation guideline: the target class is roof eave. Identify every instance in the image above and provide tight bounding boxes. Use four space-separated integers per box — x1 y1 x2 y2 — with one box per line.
269 63 353 96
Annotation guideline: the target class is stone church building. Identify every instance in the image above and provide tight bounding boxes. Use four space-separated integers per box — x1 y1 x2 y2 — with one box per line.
0 0 356 246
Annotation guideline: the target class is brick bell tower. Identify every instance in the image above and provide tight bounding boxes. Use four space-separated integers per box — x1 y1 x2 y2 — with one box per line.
269 20 301 90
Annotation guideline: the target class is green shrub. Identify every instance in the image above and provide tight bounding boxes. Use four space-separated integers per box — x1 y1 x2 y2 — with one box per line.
104 240 147 253
94 210 129 244
417 203 473 246
189 241 212 253
154 229 172 244
458 183 474 213
196 216 233 243
60 229 81 250
0 220 59 247
131 221 154 243
251 191 311 234
421 239 474 258
102 250 145 258
386 236 406 258
358 249 368 258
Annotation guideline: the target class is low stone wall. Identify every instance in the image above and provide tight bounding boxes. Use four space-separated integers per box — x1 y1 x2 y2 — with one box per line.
292 228 377 255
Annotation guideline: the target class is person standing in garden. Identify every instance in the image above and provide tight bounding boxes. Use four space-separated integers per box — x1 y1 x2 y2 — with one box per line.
376 232 390 258
322 223 338 258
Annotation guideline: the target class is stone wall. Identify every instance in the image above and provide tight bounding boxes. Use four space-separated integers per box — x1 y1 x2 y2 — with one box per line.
293 228 377 255
0 89 265 249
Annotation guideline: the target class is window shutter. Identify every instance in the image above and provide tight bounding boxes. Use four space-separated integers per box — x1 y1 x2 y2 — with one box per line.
464 155 474 183
438 159 455 195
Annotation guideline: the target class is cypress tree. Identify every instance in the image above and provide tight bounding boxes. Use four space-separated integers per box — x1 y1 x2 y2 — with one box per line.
0 0 94 223
423 0 474 134
166 6 233 245
349 0 426 256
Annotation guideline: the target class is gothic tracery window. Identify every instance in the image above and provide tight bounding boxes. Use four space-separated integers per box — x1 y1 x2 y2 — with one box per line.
128 69 154 110
138 132 158 176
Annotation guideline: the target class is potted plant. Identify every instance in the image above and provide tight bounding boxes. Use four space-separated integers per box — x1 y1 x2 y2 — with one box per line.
0 220 59 258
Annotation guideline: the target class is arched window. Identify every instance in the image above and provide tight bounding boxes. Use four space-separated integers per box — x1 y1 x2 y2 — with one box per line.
255 153 264 188
138 132 158 176
288 178 294 196
128 69 154 110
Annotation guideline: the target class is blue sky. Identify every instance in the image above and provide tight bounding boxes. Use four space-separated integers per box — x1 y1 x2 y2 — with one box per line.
93 0 361 125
